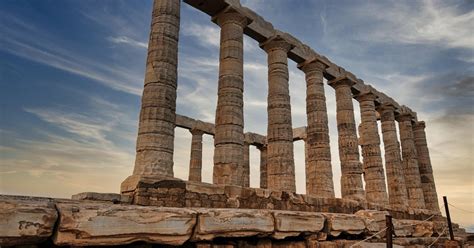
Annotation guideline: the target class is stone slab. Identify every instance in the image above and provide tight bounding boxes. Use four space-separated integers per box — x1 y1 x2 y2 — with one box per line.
54 202 197 246
272 211 325 239
71 192 131 203
193 209 274 241
323 213 366 237
0 195 58 246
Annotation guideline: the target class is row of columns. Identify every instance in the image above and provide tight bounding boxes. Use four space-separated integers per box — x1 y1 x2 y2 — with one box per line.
133 0 440 212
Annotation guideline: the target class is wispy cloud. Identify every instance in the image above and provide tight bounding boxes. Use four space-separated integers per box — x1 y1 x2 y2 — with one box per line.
355 0 474 49
107 36 148 49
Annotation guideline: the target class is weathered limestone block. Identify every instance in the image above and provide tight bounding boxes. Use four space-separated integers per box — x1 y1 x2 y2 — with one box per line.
397 110 425 209
393 219 434 237
356 90 388 205
193 209 274 241
377 103 408 208
189 129 204 182
54 203 197 246
0 196 58 246
413 121 440 212
328 77 365 201
272 211 325 239
272 240 306 248
355 210 389 237
323 213 366 237
71 192 131 203
261 35 296 192
133 0 181 177
298 58 335 198
213 8 251 186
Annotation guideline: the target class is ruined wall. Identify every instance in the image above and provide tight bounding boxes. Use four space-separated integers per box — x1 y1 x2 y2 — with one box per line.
0 195 460 248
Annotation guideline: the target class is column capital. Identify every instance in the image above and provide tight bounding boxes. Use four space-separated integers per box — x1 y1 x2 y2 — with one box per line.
212 7 252 28
413 121 426 130
355 91 377 102
376 102 396 112
260 35 294 53
256 143 267 151
297 57 330 73
328 76 356 89
396 113 413 122
190 128 204 136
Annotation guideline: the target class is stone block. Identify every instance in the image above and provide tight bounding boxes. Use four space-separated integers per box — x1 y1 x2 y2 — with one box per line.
194 209 274 241
0 195 58 246
323 213 366 237
71 192 131 203
54 203 197 246
272 210 325 239
355 210 389 237
393 219 433 237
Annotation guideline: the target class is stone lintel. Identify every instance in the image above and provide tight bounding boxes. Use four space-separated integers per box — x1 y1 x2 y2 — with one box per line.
175 114 215 135
244 132 266 146
183 0 406 116
292 126 307 141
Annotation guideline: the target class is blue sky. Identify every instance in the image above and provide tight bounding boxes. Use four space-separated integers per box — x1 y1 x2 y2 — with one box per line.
0 0 473 229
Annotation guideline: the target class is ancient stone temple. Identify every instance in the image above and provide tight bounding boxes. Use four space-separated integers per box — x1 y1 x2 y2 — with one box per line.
1 0 467 247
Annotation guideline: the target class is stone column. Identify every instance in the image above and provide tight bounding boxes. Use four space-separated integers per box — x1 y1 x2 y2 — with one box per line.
413 121 440 212
356 91 388 205
298 58 335 198
377 103 408 208
212 9 250 186
188 129 204 182
257 144 268 189
261 36 296 192
328 77 365 201
397 111 425 209
133 0 180 177
242 142 250 187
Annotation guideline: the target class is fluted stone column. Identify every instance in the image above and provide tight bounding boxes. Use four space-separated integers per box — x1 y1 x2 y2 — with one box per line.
378 103 408 208
298 59 335 198
188 129 204 182
243 142 250 187
257 145 268 189
397 112 425 209
356 91 388 205
413 121 440 212
212 9 250 186
328 77 365 201
261 36 296 192
133 0 180 177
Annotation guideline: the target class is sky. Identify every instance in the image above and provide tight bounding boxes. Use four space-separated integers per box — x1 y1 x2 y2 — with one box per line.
0 0 473 229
